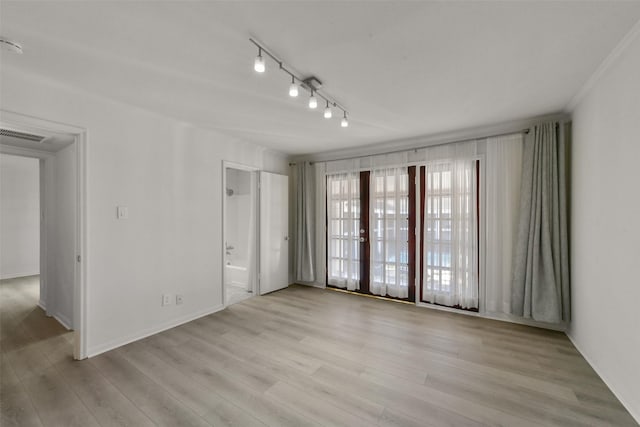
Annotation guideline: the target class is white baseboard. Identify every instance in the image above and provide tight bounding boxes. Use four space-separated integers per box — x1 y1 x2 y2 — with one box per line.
0 272 40 280
87 304 224 358
53 312 72 330
414 301 567 332
566 333 640 424
292 281 326 289
481 310 567 332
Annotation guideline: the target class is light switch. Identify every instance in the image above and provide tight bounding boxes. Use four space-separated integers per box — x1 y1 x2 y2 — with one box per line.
117 206 129 220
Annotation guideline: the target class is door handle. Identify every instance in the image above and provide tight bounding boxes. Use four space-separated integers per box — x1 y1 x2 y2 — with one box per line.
359 237 367 243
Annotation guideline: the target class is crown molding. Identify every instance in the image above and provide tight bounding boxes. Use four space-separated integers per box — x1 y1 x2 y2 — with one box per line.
566 18 640 112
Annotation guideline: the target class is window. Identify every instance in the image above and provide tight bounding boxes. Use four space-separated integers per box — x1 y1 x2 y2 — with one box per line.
424 163 453 294
421 159 479 310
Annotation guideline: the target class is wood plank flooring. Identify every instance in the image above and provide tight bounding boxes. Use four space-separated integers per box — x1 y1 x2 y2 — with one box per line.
1 276 637 426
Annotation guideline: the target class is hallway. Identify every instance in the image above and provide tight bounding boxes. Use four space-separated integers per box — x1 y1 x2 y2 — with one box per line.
1 276 74 426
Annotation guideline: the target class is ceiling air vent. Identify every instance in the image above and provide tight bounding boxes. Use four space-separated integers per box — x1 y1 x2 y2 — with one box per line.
0 128 46 142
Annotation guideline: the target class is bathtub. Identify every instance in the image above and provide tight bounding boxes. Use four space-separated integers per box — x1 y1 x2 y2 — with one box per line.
225 262 249 288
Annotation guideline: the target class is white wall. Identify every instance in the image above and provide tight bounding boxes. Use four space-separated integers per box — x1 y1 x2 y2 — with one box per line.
0 154 40 279
569 27 640 421
0 68 288 356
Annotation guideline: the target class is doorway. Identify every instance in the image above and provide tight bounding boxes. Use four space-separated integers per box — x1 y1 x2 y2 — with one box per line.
222 162 258 306
0 154 42 332
0 112 87 359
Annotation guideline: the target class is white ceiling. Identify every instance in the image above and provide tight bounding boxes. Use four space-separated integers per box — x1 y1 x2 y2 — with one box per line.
1 1 639 156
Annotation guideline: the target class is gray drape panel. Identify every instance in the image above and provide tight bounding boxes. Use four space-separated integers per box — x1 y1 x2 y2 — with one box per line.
512 122 570 323
294 162 316 282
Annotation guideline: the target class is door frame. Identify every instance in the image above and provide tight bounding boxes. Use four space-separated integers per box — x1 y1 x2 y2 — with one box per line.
221 160 259 307
0 109 88 360
358 171 370 294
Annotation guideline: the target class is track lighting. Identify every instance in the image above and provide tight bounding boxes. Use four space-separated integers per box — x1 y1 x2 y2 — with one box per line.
324 101 332 119
288 76 298 97
254 48 265 73
250 37 349 128
341 112 349 128
309 92 318 109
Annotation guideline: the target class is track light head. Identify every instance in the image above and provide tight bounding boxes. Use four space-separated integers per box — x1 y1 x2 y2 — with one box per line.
324 101 332 119
254 48 265 73
289 76 298 97
341 112 349 128
309 92 318 109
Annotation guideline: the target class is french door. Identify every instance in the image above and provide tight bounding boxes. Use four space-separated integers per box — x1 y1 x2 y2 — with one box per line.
327 160 479 310
327 167 416 302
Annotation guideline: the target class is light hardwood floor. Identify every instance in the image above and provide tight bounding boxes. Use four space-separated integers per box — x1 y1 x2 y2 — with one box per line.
1 276 637 426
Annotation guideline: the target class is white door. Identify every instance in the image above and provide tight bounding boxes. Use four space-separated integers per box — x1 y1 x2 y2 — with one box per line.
259 172 289 295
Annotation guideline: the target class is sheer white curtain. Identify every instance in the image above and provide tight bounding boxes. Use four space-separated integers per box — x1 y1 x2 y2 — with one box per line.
485 134 523 314
326 171 360 290
422 141 478 309
369 167 409 298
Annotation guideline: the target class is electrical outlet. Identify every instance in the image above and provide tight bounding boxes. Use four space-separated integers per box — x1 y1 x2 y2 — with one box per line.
117 206 129 220
162 294 172 306
176 295 184 305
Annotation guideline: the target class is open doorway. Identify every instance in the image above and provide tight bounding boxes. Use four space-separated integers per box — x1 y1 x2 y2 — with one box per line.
222 162 258 306
0 114 86 359
0 154 48 343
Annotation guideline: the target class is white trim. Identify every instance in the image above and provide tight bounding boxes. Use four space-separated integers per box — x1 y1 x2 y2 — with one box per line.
0 110 88 360
87 304 224 358
74 129 88 360
415 300 566 332
39 159 48 317
482 310 567 332
0 272 40 280
0 144 55 159
0 110 85 136
566 19 640 112
223 160 261 173
293 281 326 289
566 333 640 424
53 312 72 331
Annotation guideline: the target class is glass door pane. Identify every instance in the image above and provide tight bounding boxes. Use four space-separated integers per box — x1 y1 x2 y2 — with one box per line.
326 172 361 290
369 167 410 299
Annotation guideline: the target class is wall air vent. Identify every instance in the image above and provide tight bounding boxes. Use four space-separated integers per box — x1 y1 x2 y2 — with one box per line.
0 128 46 142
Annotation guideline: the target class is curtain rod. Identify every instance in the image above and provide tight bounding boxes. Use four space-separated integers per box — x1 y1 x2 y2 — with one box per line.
288 128 530 166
